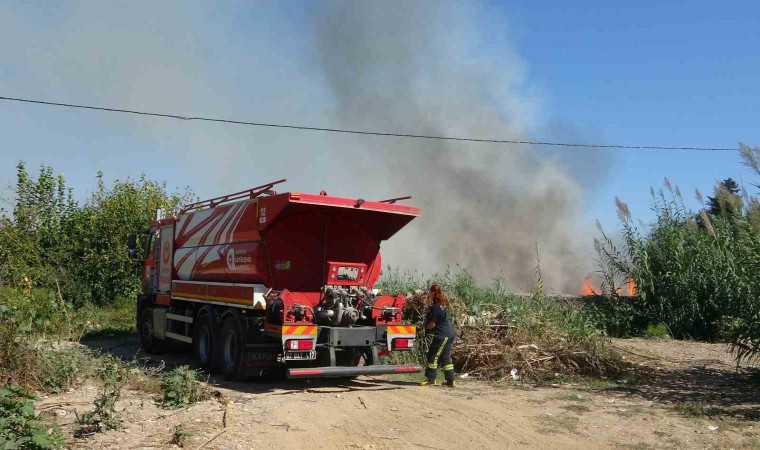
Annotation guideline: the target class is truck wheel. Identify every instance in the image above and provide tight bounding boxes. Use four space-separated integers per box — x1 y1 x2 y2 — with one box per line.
219 313 247 381
139 309 165 354
193 313 218 373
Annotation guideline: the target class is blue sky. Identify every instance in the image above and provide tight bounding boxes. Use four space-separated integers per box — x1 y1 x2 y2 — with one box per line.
0 1 758 287
494 1 759 229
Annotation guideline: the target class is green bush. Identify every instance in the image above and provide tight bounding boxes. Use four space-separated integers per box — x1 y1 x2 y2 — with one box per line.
160 366 209 409
0 287 70 336
0 162 193 308
595 143 760 362
0 384 64 450
644 323 670 339
582 296 644 337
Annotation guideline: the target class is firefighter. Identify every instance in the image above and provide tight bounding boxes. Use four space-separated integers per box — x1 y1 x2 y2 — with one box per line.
419 283 456 387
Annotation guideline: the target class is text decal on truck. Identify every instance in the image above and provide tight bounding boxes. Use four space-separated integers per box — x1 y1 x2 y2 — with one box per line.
226 248 252 271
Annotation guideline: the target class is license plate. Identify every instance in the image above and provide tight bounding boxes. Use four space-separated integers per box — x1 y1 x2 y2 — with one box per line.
248 352 277 361
284 351 317 360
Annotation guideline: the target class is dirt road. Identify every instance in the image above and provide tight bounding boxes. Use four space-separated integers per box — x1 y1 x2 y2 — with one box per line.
40 337 759 449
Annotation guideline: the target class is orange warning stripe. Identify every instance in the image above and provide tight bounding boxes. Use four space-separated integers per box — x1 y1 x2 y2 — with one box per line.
387 325 416 335
282 325 318 336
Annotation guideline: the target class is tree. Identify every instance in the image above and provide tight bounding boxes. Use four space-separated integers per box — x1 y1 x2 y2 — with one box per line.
706 178 741 217
0 162 194 306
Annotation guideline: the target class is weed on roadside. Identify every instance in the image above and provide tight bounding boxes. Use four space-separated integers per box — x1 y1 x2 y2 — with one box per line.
169 424 190 447
0 319 96 393
39 347 96 394
0 384 64 449
77 357 131 433
161 366 209 409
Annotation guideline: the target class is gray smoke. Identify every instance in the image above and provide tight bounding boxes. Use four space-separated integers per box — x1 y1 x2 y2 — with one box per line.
315 1 591 293
0 1 595 293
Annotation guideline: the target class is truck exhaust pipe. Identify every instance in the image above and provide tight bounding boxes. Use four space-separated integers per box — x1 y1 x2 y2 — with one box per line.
287 364 422 379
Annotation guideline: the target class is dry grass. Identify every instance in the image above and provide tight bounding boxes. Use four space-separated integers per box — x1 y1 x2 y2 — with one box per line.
398 284 625 382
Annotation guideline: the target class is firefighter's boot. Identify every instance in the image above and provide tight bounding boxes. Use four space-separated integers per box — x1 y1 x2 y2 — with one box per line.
445 380 456 388
419 378 438 386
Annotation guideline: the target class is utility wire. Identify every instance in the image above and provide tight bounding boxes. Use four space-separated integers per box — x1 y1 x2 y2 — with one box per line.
0 95 737 152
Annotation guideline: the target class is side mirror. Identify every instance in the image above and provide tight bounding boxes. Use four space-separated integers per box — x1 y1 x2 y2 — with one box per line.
127 234 138 261
127 234 137 250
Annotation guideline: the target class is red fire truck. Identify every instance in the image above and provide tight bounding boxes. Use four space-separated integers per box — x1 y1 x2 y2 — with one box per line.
127 179 421 380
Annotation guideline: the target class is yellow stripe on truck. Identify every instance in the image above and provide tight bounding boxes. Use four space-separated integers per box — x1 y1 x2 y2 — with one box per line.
282 325 317 335
388 325 416 335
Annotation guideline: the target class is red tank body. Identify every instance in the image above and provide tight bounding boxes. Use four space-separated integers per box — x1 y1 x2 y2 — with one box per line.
171 190 419 308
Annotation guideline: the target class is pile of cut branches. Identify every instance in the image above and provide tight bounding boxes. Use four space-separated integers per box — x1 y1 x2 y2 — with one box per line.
402 290 623 381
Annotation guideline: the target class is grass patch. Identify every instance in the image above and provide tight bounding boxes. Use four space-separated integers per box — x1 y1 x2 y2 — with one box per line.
0 287 136 341
538 414 579 434
614 407 649 418
76 297 136 340
554 392 589 402
617 443 653 450
553 375 619 391
128 372 162 395
643 323 670 339
561 404 592 414
0 319 99 393
673 401 723 418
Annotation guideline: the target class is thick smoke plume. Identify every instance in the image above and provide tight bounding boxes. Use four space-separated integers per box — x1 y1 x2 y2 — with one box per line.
316 2 590 292
0 1 593 293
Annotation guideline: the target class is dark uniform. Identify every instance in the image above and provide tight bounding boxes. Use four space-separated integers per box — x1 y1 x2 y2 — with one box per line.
424 303 456 382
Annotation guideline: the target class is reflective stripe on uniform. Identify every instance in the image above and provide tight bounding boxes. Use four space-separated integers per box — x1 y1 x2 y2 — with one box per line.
427 363 439 369
443 364 454 371
431 337 449 368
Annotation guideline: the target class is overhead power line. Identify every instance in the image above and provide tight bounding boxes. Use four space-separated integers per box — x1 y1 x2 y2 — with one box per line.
0 95 737 152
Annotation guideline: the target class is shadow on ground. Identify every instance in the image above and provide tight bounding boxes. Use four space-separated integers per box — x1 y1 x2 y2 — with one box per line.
79 329 416 395
80 331 760 419
621 365 760 420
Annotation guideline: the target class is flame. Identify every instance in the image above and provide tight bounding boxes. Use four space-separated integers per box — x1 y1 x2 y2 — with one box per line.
580 274 598 296
624 276 637 296
579 274 636 296
613 276 637 296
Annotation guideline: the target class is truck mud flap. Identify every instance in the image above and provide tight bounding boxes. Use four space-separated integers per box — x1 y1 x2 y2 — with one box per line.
287 364 421 379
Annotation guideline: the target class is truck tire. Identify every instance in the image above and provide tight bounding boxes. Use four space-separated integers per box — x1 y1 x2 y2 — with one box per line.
139 308 165 354
193 313 219 373
219 313 247 381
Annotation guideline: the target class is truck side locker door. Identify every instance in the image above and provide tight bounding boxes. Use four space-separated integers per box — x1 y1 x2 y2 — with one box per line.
158 223 175 294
